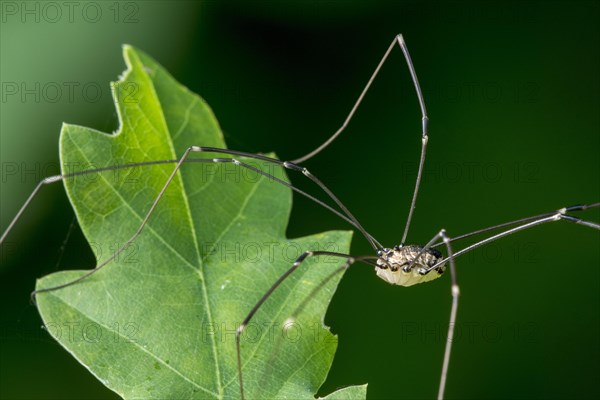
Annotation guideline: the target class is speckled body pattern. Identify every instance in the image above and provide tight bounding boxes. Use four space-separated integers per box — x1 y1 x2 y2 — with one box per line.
376 245 445 286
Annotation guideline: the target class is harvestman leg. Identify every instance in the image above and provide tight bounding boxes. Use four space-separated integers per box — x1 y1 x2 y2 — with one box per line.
401 204 600 272
0 160 181 245
430 203 600 247
0 158 379 250
427 204 600 270
291 34 429 246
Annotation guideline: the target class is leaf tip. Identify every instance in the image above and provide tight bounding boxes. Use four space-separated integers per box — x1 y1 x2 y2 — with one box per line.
119 44 144 80
121 43 136 56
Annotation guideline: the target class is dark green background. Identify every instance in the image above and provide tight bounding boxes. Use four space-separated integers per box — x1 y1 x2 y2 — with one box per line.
1 1 598 399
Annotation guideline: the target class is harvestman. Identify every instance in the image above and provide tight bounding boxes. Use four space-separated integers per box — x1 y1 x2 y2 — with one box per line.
1 35 599 399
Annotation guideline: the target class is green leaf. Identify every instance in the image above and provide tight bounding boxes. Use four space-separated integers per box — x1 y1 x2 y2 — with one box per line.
35 45 366 400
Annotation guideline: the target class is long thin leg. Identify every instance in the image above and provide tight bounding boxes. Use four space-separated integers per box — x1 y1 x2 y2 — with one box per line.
432 203 600 248
398 34 429 246
216 157 381 248
0 159 179 245
285 35 429 246
1 154 382 251
284 255 379 323
428 207 600 271
234 250 360 400
437 229 458 400
395 228 460 399
291 34 427 165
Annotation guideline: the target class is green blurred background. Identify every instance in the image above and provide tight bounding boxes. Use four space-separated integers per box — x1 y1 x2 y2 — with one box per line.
1 1 598 399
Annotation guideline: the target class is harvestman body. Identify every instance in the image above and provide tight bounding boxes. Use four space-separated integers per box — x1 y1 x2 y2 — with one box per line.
1 35 599 400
